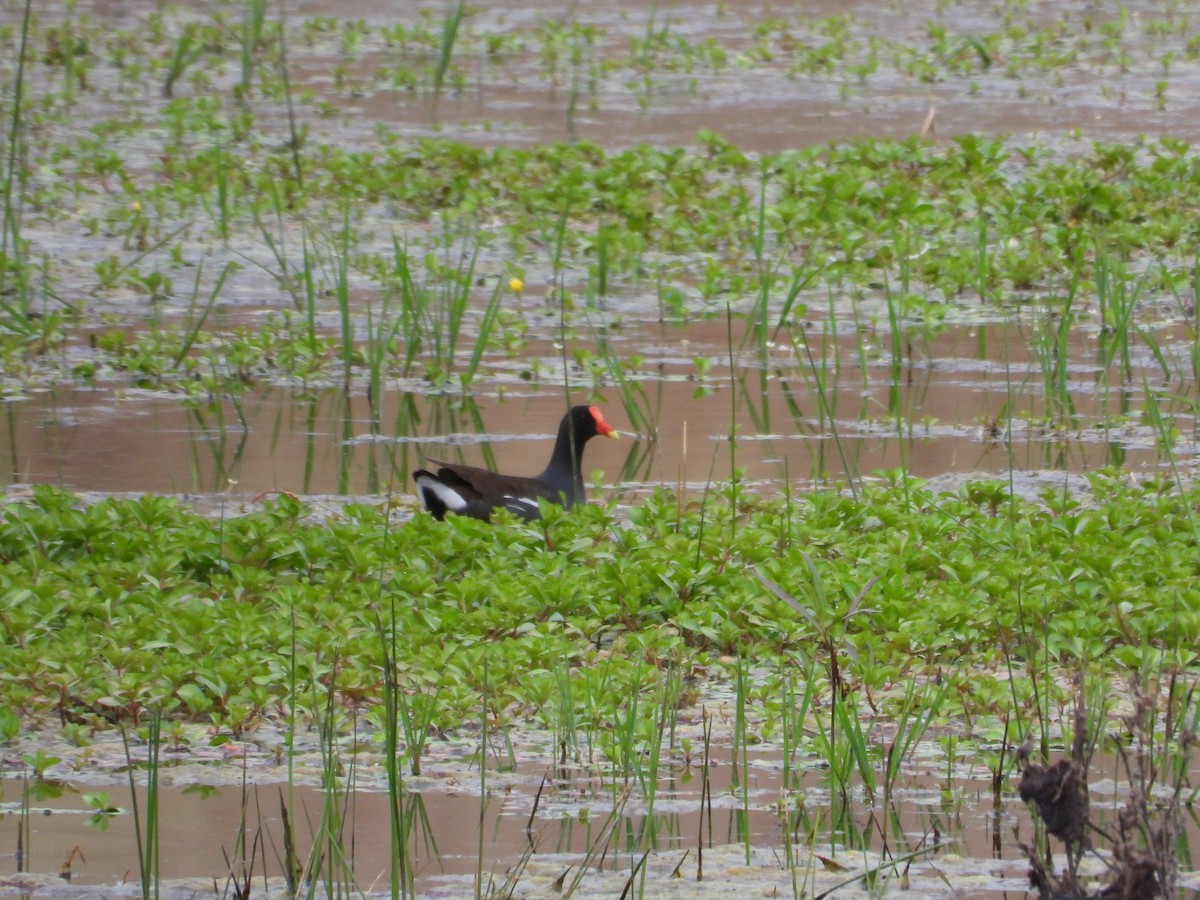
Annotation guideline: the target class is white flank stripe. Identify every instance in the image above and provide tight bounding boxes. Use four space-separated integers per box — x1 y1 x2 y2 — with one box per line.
420 478 468 512
504 495 540 516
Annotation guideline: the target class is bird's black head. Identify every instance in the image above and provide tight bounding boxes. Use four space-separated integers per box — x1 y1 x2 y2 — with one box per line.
568 405 619 442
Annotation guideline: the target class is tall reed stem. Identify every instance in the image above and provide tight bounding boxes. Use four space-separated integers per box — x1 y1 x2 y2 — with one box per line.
1 0 33 298
122 709 162 900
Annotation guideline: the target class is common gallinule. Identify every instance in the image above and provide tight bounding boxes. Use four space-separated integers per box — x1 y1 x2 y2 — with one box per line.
413 405 619 521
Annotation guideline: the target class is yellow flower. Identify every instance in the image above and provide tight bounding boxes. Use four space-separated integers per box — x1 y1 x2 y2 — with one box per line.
131 201 142 213
508 277 524 293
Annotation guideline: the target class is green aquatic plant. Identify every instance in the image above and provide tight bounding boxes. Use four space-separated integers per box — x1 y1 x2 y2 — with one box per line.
162 21 209 98
882 677 951 802
758 566 883 801
307 666 363 897
5 473 1196 889
372 606 414 896
432 0 467 100
3 454 1200 742
237 0 268 101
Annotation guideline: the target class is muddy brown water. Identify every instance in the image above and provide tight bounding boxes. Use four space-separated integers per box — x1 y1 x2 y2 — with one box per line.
2 772 1021 894
6 315 1194 500
8 739 1194 898
5 0 1200 895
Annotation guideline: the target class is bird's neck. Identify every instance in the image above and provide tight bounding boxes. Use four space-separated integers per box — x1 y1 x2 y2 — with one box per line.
539 420 586 500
